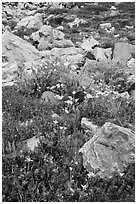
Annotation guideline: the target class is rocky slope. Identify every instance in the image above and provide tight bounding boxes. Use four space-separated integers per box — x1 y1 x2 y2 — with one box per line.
2 2 135 202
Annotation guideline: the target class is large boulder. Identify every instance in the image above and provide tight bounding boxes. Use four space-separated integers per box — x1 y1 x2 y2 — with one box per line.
2 61 18 87
81 36 100 51
53 39 74 48
15 13 43 33
113 42 135 64
2 30 41 63
92 47 112 61
37 25 72 50
79 122 135 178
51 47 84 64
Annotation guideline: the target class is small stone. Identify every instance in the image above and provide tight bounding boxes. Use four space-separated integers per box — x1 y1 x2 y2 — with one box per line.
100 23 112 30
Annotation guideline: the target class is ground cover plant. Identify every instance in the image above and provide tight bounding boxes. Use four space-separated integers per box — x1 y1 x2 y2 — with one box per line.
2 2 135 202
2 62 135 201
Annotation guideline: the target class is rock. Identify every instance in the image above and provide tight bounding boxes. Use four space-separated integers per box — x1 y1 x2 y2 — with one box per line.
68 17 87 28
79 122 135 178
53 39 74 48
53 29 65 40
113 42 135 64
127 75 135 84
37 25 69 50
30 30 40 42
93 47 112 61
2 61 18 86
110 10 119 17
51 47 84 65
16 13 43 32
22 136 43 152
2 30 41 62
127 58 135 75
100 23 112 30
40 91 60 105
56 26 64 31
119 92 130 99
110 6 117 10
38 37 53 50
50 2 62 9
81 36 100 51
93 47 106 61
39 25 53 37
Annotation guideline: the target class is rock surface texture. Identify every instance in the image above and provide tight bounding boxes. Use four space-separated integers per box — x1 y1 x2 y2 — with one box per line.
2 30 40 62
79 122 135 178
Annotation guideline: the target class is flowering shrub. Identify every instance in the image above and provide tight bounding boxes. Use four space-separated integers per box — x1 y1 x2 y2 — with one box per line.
2 55 135 202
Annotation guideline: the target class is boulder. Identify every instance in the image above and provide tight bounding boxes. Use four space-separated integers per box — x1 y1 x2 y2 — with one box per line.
93 47 112 61
38 37 53 50
2 30 41 63
100 23 112 30
81 36 100 51
113 42 135 64
79 122 135 178
2 61 18 86
51 47 84 64
22 136 44 152
16 13 43 32
53 28 65 40
53 39 74 48
40 91 60 105
37 25 69 50
127 58 135 75
39 25 53 38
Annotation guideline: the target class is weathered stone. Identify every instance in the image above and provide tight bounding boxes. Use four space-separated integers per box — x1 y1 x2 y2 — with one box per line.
2 30 40 62
40 91 60 105
53 29 65 40
30 31 40 42
127 58 135 75
39 25 53 37
68 17 87 28
100 23 112 30
51 47 84 64
53 39 74 48
22 136 43 152
92 47 112 61
113 42 135 64
38 37 53 50
16 13 43 31
79 122 135 178
2 61 18 86
37 26 69 50
81 36 100 51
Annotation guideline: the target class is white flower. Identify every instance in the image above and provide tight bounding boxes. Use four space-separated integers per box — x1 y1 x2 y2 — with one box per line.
53 120 58 124
50 86 56 90
72 91 76 95
66 100 73 105
25 157 33 162
65 108 69 114
52 113 60 118
56 83 60 88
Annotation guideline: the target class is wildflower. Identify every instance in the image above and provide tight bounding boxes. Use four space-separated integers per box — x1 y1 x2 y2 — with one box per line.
56 83 60 88
25 157 33 162
53 120 58 124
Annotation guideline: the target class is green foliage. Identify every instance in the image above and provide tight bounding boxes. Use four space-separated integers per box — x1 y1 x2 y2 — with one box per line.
83 92 135 127
2 83 135 202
